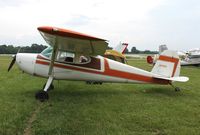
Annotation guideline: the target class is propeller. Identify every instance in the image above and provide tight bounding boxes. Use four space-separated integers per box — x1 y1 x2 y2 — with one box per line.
8 48 21 72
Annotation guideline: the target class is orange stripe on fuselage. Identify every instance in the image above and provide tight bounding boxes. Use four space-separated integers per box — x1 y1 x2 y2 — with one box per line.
103 59 169 84
158 55 179 77
36 56 169 84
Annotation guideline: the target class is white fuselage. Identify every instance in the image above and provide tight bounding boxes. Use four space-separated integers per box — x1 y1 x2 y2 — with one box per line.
15 53 169 85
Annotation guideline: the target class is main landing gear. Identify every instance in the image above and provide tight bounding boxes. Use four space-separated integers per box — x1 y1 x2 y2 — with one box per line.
86 81 103 85
35 84 54 102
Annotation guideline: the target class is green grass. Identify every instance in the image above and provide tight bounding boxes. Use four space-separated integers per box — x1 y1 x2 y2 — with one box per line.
0 56 200 135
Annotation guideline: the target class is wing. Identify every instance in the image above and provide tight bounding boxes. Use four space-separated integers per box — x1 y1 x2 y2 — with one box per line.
38 26 108 56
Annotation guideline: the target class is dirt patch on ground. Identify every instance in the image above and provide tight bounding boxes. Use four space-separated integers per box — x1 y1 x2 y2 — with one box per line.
23 102 43 135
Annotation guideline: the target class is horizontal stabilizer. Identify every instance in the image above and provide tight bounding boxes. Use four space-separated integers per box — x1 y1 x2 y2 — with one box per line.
153 75 189 82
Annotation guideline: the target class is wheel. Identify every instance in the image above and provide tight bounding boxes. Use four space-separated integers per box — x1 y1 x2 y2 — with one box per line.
43 83 54 91
35 91 49 102
93 82 97 84
86 81 92 84
175 87 181 92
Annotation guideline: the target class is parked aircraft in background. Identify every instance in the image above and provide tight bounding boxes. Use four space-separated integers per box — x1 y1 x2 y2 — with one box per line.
88 42 128 84
147 45 200 66
147 45 167 65
104 42 128 64
8 26 189 101
180 48 200 66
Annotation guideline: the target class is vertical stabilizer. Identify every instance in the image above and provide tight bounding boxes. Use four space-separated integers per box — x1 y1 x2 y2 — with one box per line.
151 50 180 77
159 45 168 54
114 42 128 54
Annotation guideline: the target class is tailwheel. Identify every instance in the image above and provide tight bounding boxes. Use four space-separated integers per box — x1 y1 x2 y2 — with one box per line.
170 83 181 92
35 91 49 102
175 87 181 92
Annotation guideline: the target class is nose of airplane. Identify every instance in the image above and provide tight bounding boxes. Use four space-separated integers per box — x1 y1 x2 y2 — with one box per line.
16 53 38 75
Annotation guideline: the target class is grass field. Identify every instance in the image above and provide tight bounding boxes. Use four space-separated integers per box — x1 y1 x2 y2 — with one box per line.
0 56 200 135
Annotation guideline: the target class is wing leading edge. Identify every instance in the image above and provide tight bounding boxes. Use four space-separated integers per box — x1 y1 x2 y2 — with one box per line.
38 26 108 56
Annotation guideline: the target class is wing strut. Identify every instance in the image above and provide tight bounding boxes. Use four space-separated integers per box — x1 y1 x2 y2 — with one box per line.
90 40 94 55
48 39 58 75
35 38 58 101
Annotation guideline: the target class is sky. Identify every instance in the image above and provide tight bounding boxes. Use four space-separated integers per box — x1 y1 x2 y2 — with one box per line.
0 0 200 51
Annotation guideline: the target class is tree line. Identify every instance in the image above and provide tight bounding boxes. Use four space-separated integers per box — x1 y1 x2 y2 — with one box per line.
0 44 47 54
125 47 158 54
0 44 158 54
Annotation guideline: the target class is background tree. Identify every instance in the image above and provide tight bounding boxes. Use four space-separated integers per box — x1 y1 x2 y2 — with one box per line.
131 47 139 54
0 44 47 54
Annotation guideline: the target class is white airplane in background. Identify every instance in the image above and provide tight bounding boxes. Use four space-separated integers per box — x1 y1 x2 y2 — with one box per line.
147 45 200 66
181 48 200 66
104 42 128 64
8 26 189 102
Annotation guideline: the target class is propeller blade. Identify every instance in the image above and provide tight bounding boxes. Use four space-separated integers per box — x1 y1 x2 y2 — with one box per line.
17 48 21 53
8 55 16 72
8 48 21 72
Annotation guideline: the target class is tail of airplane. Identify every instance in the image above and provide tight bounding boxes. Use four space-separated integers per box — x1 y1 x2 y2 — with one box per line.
114 42 128 54
151 50 189 82
159 45 168 54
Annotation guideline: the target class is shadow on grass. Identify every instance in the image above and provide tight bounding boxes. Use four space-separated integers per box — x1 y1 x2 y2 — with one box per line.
50 85 188 99
21 83 190 103
143 86 188 97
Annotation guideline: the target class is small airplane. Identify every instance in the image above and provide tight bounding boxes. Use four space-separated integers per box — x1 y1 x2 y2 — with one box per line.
180 48 200 66
8 26 189 101
147 45 200 66
104 42 128 64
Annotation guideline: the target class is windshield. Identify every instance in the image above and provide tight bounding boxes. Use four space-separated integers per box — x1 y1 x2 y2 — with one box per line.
41 47 53 58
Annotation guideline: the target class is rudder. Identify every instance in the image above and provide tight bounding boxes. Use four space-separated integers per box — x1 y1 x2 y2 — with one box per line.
151 50 180 78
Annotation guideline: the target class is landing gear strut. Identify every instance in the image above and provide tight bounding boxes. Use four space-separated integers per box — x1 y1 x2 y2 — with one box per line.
43 84 54 91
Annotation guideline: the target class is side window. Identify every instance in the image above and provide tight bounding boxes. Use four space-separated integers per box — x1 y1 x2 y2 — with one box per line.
41 48 91 64
57 51 90 64
57 51 75 62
